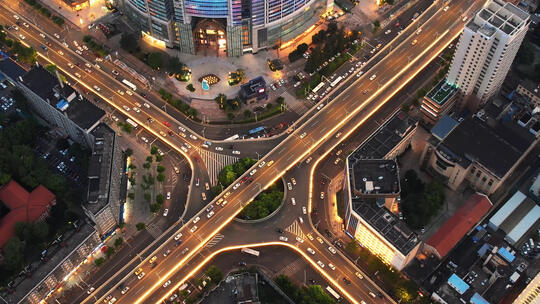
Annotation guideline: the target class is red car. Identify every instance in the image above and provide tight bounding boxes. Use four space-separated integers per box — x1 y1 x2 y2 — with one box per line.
168 130 174 136
163 121 171 127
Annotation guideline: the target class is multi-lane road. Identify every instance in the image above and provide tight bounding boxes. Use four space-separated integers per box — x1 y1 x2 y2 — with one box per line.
0 0 486 303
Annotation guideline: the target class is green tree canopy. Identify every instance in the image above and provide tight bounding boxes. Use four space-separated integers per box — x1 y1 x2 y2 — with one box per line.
147 52 163 70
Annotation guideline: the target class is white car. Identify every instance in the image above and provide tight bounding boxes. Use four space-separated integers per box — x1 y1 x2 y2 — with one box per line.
93 85 101 91
233 183 241 190
18 34 25 40
163 208 168 216
163 280 171 288
133 107 140 113
121 287 130 294
356 71 364 77
169 294 178 301
207 211 215 218
74 72 82 78
58 51 64 56
443 5 449 11
307 248 315 255
144 102 150 108
13 14 20 20
75 49 82 55
178 126 186 132
385 29 391 35
320 192 325 199
258 161 266 167
249 169 257 176
53 33 60 39
279 236 288 242
126 90 133 96
299 132 307 139
328 263 336 270
193 216 200 224
369 74 377 81
167 192 171 199
355 272 364 279
328 246 337 254
287 182 292 191
232 150 241 155
117 89 125 95
215 147 223 151
302 207 307 215
137 272 145 280
296 236 304 243
190 226 198 233
317 261 325 268
122 105 130 111
174 233 183 241
291 198 296 205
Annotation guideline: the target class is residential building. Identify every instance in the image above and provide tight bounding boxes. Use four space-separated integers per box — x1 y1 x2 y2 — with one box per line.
446 0 529 110
122 0 330 56
0 180 56 248
239 76 267 104
424 193 493 259
420 109 538 195
83 124 127 236
513 272 540 304
16 66 105 149
515 81 540 106
421 80 458 125
343 111 421 270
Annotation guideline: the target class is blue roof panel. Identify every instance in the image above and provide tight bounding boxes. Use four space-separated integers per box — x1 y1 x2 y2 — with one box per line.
498 247 515 262
431 115 459 141
471 293 490 304
448 273 469 295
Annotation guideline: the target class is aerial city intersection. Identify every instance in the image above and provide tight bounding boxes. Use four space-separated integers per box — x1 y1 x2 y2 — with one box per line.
0 0 539 303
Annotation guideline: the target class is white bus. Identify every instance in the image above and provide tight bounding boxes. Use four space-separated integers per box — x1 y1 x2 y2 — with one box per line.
126 118 138 128
312 82 325 94
122 79 137 91
225 134 239 141
330 76 343 88
326 286 340 300
241 247 260 257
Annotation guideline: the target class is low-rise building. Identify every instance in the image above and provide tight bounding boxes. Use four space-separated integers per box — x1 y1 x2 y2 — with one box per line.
421 80 459 126
239 76 267 104
343 111 421 270
16 66 105 148
515 81 540 106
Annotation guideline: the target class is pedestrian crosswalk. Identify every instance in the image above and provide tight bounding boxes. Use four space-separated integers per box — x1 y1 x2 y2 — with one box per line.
277 257 304 277
285 220 306 240
204 233 224 248
197 150 238 186
146 223 163 239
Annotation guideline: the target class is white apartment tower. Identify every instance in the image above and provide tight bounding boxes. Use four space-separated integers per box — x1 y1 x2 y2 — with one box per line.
446 0 529 110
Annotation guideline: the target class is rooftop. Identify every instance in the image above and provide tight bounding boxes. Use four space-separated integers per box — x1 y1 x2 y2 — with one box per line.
426 80 458 106
349 159 400 196
436 116 536 178
349 111 417 160
427 193 493 258
0 53 27 80
352 198 419 255
431 115 459 141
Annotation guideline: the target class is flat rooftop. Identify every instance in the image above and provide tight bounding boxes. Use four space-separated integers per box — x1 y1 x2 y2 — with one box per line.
437 116 536 178
349 111 417 160
426 80 458 106
352 198 419 255
349 159 400 195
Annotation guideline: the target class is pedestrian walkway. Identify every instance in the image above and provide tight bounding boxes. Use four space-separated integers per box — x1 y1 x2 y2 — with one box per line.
146 222 163 239
285 220 306 239
197 149 239 185
204 233 224 248
276 257 305 277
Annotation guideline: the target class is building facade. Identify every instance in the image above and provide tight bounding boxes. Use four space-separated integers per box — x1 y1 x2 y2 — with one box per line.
513 272 540 304
446 0 529 110
421 80 458 126
122 0 330 56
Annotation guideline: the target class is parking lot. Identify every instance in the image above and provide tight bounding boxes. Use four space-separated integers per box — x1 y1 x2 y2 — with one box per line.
0 79 17 114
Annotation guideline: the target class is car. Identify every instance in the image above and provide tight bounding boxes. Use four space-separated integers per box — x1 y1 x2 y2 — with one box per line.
307 247 316 255
328 246 337 254
163 280 172 288
163 208 168 216
178 126 186 132
317 261 325 268
74 72 82 78
12 25 19 31
298 216 304 224
443 5 449 11
201 192 206 200
279 236 288 242
316 103 324 111
75 49 82 55
307 233 314 241
287 182 292 191
462 16 468 22
369 74 377 81
53 32 60 39
173 166 180 174
411 39 418 46
143 102 150 108
174 233 183 241
343 277 351 285
233 183 241 190
316 237 324 244
299 132 307 139
291 197 296 205
87 287 95 294
369 292 376 298
328 263 336 270
169 294 178 301
167 192 171 199
163 249 171 256
112 70 119 76
13 14 20 20
355 271 364 279
356 71 364 77
296 236 304 243
84 62 92 68
18 34 25 40
258 161 266 168
250 169 257 176
116 89 124 95
189 134 198 140
159 131 167 137
126 90 133 96
88 23 95 29
343 72 348 78
215 146 223 151
190 226 198 233
135 268 143 276
205 182 210 190
416 28 422 35
193 216 201 224
385 29 391 35
302 206 307 214
207 211 215 218
306 157 312 164
267 160 274 166
149 255 157 264
320 192 324 199
93 85 101 91
163 121 171 127
133 107 140 113
232 150 241 155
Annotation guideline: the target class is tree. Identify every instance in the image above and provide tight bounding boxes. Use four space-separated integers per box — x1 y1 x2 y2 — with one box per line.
157 173 165 183
276 96 285 105
205 266 223 283
150 146 158 155
125 148 133 156
211 185 222 196
135 222 146 231
297 43 308 53
143 162 151 170
114 237 123 248
186 84 195 92
3 237 24 270
45 64 57 73
302 285 336 304
243 109 252 118
150 203 161 213
94 257 105 266
120 33 139 53
373 20 380 28
167 56 185 74
144 192 151 203
147 52 163 70
227 112 235 121
346 240 359 254
155 154 163 162
156 193 164 205
128 192 135 200
156 165 165 173
105 246 115 258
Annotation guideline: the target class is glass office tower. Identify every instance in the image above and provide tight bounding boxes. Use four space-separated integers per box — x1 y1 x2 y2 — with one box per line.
122 0 329 56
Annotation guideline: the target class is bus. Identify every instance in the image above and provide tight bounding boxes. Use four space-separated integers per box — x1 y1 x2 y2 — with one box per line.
248 126 265 135
312 82 325 94
330 76 343 88
326 286 340 300
122 79 137 91
126 118 138 128
241 247 260 257
225 134 239 141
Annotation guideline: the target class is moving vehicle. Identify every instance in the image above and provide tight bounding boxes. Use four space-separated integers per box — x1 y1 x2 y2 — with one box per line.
122 79 137 91
241 247 260 257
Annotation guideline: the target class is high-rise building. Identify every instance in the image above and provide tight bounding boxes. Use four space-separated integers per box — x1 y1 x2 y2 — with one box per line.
122 0 330 56
446 0 529 110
